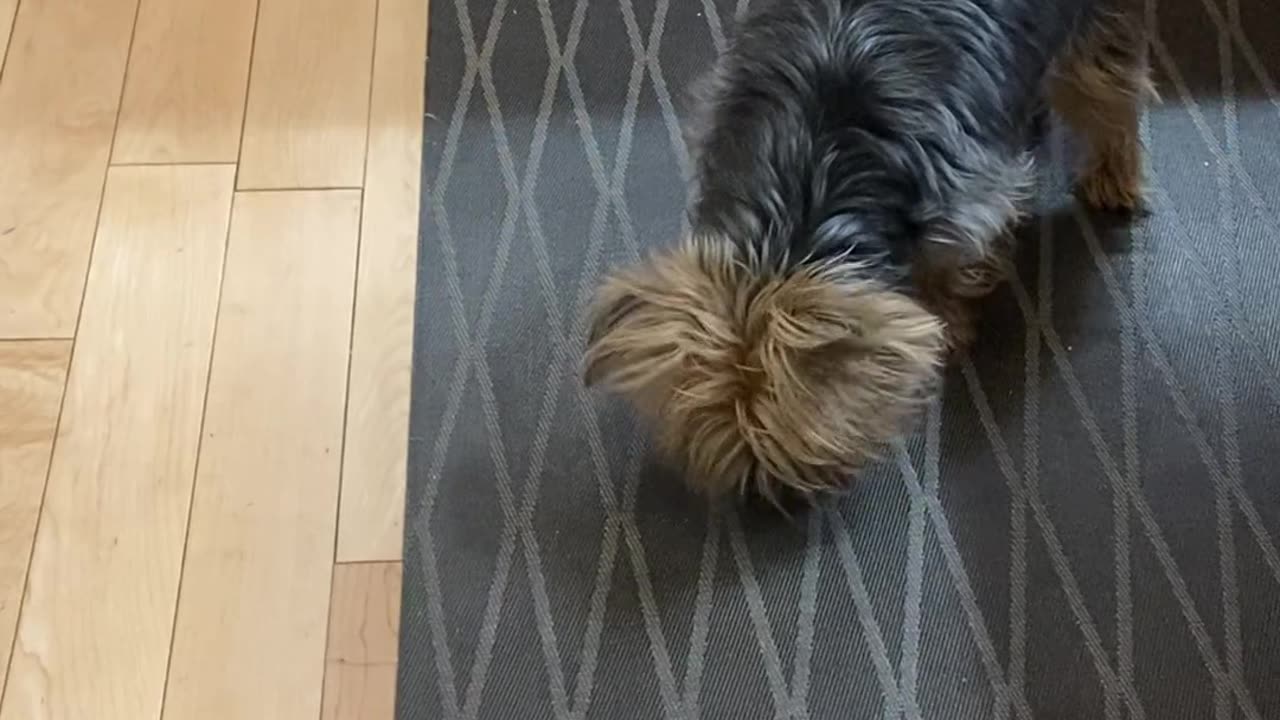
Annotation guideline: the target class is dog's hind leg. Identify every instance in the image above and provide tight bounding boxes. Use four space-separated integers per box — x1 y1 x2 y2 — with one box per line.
1048 5 1155 212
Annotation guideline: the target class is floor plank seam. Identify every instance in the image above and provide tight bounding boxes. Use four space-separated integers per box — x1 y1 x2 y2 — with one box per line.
230 0 266 191
0 0 22 85
111 161 239 168
235 186 366 193
322 4 383 711
0 344 71 707
155 175 240 720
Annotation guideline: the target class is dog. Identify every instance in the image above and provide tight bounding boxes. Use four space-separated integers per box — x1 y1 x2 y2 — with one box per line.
583 0 1154 500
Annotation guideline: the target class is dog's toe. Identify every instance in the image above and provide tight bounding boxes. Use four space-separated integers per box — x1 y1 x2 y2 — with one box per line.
1078 151 1145 213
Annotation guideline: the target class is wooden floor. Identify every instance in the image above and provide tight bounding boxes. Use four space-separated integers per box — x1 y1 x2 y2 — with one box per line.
0 0 425 716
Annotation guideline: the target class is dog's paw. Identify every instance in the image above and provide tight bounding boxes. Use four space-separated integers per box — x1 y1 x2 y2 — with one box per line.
1078 149 1145 213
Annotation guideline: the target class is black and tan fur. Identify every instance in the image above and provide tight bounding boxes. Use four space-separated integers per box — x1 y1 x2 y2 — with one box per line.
585 0 1152 500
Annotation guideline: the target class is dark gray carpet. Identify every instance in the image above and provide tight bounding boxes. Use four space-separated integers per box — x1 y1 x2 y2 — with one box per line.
398 1 1280 717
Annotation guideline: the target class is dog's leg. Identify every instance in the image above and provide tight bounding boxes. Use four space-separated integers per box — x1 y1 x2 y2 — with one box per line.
918 281 980 358
1049 7 1154 212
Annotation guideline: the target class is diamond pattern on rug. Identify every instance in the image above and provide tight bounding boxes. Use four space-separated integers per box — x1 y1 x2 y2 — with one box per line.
399 0 1280 718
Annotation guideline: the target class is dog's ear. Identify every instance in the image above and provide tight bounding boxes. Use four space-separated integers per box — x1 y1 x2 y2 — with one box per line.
583 238 745 395
583 275 653 389
582 247 709 394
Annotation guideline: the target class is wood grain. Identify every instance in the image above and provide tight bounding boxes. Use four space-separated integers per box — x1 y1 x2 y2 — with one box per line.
321 562 401 720
162 190 361 720
0 0 141 338
335 0 427 563
0 341 71 694
113 0 258 163
236 0 377 189
0 165 235 720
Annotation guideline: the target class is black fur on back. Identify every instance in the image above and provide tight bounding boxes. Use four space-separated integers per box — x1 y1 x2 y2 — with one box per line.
689 0 1101 287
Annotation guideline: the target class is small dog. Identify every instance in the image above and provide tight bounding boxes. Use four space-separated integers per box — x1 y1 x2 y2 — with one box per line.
584 0 1154 499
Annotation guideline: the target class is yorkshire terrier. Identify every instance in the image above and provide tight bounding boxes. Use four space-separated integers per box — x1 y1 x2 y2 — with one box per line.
584 0 1154 499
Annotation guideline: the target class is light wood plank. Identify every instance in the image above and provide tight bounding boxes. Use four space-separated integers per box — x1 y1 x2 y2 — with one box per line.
236 0 376 189
0 340 71 694
0 165 235 720
162 190 361 720
0 0 141 338
0 0 18 70
335 0 427 563
320 562 401 720
113 0 258 163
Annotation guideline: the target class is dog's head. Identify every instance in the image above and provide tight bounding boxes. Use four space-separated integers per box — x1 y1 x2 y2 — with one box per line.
584 235 946 500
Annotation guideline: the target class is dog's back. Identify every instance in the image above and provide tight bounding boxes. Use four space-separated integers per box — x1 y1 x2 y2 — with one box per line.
690 0 1104 277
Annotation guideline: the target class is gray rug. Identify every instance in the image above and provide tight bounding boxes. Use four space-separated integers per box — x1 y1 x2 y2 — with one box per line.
398 0 1280 717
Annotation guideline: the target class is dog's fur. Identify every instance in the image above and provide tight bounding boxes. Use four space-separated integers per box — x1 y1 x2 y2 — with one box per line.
585 0 1152 499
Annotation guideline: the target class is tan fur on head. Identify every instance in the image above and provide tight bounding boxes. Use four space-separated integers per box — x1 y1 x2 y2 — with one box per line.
584 237 946 500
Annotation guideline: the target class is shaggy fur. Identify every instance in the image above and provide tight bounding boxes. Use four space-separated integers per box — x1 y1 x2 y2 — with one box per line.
585 0 1151 499
585 237 945 499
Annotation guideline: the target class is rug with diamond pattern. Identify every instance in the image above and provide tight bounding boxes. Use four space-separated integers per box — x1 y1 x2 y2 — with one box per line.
397 0 1280 717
